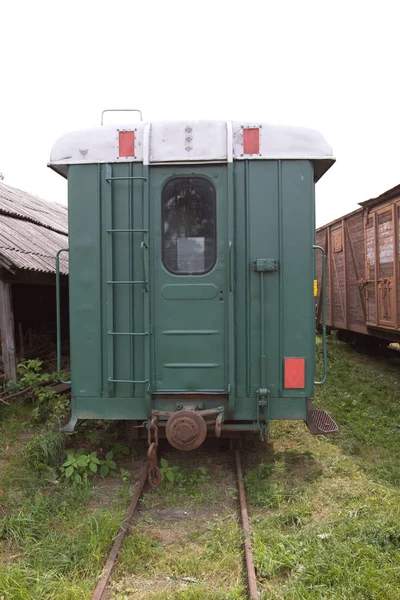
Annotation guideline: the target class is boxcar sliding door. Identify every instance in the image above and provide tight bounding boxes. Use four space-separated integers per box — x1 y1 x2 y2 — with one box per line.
365 209 396 328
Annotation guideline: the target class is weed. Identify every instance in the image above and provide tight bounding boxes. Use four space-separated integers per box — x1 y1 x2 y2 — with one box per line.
59 446 119 484
86 430 102 446
76 419 117 449
119 468 132 484
111 443 130 458
157 459 209 497
160 458 180 485
60 448 101 484
100 450 117 476
177 465 208 490
1 359 71 427
23 431 65 470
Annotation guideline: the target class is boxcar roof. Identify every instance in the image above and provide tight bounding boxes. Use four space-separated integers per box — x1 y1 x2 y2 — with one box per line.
49 120 334 182
359 183 400 209
316 207 363 232
317 182 400 232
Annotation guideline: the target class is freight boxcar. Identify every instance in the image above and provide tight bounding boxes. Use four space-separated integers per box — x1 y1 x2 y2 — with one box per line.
49 112 338 452
316 183 400 346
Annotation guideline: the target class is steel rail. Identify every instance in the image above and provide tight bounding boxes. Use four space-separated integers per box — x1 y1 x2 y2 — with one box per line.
91 461 149 600
235 449 259 599
91 445 260 600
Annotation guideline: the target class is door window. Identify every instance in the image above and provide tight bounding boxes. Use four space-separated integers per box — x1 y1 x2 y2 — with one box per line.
162 177 216 275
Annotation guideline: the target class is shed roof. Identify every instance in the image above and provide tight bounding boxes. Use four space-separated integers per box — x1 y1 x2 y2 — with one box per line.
0 182 68 275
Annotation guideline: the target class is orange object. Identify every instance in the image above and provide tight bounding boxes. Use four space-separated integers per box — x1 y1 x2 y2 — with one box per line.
243 128 259 154
119 131 135 157
284 357 305 388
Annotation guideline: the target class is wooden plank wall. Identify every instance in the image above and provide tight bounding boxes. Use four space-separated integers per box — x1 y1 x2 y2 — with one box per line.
317 195 400 339
316 208 367 335
0 269 17 381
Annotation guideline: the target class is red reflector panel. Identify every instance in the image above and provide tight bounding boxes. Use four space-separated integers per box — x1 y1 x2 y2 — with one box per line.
243 128 260 154
284 358 305 389
119 131 135 157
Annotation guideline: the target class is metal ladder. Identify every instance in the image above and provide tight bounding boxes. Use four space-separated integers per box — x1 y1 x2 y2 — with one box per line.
104 164 150 401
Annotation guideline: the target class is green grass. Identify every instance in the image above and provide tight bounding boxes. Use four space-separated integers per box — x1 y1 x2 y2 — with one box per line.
110 516 245 599
1 338 399 599
0 508 125 599
0 402 133 599
110 452 244 599
0 455 127 599
245 336 400 599
315 336 400 484
22 430 66 469
0 402 33 455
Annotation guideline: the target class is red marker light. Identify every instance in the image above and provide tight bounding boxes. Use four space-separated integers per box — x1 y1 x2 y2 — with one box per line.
243 128 260 154
284 358 305 389
119 131 135 157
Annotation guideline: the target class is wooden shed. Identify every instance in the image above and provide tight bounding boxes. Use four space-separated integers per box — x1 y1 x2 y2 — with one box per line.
316 183 400 344
0 182 68 380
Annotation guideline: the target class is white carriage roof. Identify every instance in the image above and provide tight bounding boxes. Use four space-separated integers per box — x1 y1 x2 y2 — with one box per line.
49 120 334 181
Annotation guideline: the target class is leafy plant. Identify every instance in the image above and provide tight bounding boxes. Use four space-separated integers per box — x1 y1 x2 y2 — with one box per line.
2 378 25 396
60 449 101 484
160 458 180 486
119 468 131 483
100 451 117 477
51 393 70 419
111 443 130 458
86 430 102 446
7 359 71 426
77 420 116 447
18 359 58 388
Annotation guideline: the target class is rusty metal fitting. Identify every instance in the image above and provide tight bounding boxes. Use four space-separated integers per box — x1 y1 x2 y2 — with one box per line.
165 409 207 451
147 416 161 487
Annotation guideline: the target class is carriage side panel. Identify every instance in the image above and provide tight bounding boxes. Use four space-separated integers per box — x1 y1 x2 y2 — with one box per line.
68 165 103 400
280 160 315 399
234 160 314 420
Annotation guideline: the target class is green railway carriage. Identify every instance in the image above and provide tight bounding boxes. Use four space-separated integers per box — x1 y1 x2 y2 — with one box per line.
49 113 337 450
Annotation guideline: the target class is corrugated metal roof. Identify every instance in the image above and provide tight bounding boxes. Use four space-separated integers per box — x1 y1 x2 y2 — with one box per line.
0 182 67 235
0 182 68 275
0 214 68 274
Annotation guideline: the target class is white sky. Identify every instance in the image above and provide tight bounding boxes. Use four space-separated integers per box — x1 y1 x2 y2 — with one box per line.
1 0 399 227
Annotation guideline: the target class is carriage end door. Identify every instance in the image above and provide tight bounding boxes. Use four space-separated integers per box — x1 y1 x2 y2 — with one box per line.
151 167 228 392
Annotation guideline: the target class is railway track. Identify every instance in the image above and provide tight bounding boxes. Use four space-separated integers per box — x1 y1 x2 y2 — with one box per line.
91 445 259 600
